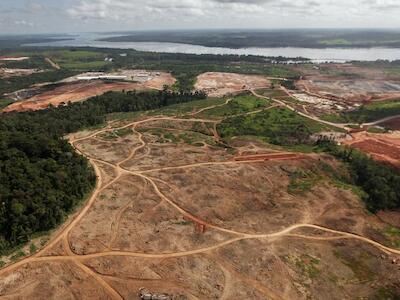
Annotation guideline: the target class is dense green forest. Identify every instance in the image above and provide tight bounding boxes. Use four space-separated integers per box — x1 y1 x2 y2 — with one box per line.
0 89 206 254
318 141 400 212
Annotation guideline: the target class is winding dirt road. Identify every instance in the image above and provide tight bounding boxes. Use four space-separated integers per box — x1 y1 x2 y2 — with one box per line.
1 102 399 299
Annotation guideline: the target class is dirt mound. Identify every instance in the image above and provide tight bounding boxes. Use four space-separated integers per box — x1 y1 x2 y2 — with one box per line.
195 72 270 97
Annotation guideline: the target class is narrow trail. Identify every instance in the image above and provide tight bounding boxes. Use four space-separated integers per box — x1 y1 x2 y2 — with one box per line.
1 110 400 299
211 255 281 300
45 57 61 70
73 261 123 300
191 98 232 116
108 180 147 249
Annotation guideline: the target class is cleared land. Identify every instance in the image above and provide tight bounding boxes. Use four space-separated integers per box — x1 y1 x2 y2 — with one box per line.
342 131 400 169
0 95 399 300
292 63 400 106
0 68 42 78
2 72 176 113
194 72 271 97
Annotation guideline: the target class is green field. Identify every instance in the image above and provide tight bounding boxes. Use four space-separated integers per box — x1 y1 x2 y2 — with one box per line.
217 107 330 147
44 50 111 71
199 93 271 118
0 99 14 110
322 99 400 124
318 39 352 46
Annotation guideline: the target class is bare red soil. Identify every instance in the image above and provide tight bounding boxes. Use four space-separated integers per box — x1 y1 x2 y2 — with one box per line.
233 153 305 162
343 132 400 168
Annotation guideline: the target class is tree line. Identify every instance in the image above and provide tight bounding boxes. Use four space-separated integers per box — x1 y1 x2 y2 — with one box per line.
317 141 400 212
0 89 206 254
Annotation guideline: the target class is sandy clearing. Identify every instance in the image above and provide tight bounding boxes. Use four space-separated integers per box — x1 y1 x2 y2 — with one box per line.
195 72 270 97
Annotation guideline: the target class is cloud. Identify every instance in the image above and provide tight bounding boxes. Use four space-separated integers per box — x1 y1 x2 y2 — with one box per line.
3 0 400 33
14 20 35 27
67 0 365 24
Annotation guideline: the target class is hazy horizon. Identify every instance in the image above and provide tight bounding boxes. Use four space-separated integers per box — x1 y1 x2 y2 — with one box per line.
1 0 400 34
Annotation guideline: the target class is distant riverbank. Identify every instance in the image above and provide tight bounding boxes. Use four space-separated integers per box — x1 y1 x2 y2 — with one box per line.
26 33 400 63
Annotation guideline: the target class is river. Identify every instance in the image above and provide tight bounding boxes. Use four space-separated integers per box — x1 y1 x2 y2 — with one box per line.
26 33 400 63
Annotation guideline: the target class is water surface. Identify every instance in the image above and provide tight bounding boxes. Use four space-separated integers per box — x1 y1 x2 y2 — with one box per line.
26 33 400 62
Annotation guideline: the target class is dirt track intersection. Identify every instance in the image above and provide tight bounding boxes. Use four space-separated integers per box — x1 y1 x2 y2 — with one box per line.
0 100 399 299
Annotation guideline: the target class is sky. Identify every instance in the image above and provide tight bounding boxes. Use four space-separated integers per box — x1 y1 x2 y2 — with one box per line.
1 0 400 34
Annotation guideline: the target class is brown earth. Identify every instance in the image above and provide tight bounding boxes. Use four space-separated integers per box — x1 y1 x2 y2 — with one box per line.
0 106 399 299
0 68 42 78
292 63 400 104
297 79 400 103
343 131 400 168
195 72 270 97
2 72 175 113
381 116 400 130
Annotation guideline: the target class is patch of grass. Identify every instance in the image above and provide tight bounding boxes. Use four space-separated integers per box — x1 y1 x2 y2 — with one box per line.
320 113 349 124
319 39 352 46
254 88 287 98
288 169 321 195
44 50 110 71
174 220 192 226
29 243 37 254
218 107 332 147
0 260 5 268
367 126 387 133
10 250 25 262
201 93 270 117
148 97 228 117
163 132 179 143
284 254 321 279
40 239 48 247
331 179 368 201
323 99 400 124
334 250 375 282
383 226 400 249
0 98 14 110
100 128 133 140
61 61 110 70
372 286 400 300
114 128 133 137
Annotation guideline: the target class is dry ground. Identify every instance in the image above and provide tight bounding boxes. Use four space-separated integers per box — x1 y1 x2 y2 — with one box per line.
343 131 400 168
195 72 271 97
2 72 175 113
0 68 42 78
298 79 400 103
0 103 399 299
292 63 400 104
